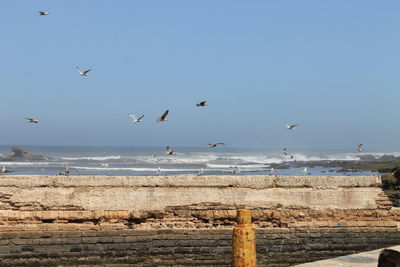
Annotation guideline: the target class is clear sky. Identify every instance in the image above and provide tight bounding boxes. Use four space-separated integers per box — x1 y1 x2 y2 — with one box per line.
0 1 399 149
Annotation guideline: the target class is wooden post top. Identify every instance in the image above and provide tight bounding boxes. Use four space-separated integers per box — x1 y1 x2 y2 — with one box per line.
236 209 252 224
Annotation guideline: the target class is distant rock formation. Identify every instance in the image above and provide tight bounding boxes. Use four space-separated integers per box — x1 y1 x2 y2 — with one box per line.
0 147 47 161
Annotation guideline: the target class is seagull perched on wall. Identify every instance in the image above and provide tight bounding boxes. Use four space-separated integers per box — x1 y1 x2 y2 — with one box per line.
156 110 169 122
197 168 204 176
38 11 49 16
128 114 144 123
155 167 161 175
165 146 176 155
286 124 299 130
357 144 363 153
231 166 241 175
25 118 38 124
75 66 92 77
196 101 207 107
208 143 225 148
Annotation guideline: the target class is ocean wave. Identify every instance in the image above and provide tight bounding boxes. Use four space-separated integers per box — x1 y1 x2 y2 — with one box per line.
0 162 58 166
74 166 268 173
206 163 269 169
290 153 360 162
58 155 122 161
75 166 217 172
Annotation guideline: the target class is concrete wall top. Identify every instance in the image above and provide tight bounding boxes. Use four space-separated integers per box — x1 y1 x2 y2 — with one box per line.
0 175 383 210
0 175 381 189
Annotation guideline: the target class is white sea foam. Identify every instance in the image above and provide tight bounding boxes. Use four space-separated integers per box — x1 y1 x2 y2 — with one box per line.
206 163 269 169
0 162 56 166
289 153 360 162
58 155 122 161
75 166 218 172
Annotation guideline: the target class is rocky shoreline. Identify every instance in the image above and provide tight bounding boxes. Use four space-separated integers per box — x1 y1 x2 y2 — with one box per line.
270 153 400 173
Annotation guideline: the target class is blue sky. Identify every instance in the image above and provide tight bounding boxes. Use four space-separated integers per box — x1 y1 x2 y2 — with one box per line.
0 1 399 149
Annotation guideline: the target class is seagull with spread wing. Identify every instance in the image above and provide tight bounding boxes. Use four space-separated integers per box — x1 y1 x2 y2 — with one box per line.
208 143 225 148
128 114 144 123
286 124 299 130
196 101 207 107
357 144 363 153
75 66 92 77
156 110 169 122
25 118 38 124
38 11 49 16
165 146 176 155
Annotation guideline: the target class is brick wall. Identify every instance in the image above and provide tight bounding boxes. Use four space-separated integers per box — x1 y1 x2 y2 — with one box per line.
0 204 399 266
0 227 399 266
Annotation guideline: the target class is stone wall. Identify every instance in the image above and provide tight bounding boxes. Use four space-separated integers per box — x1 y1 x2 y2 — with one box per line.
1 225 400 266
0 175 399 266
0 175 382 211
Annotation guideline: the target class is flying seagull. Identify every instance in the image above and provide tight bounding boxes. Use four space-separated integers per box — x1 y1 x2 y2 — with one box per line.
25 118 38 124
156 110 169 122
357 144 363 153
287 124 299 130
128 114 144 123
75 66 92 77
282 148 288 156
208 143 225 148
165 146 176 155
196 101 207 107
38 11 49 16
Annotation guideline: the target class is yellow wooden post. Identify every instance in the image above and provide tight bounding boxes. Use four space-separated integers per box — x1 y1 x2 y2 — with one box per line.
232 209 256 267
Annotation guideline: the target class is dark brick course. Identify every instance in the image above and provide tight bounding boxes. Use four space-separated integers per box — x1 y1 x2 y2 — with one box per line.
0 228 399 266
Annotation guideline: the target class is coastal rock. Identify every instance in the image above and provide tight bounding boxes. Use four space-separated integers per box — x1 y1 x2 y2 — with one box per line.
0 147 47 161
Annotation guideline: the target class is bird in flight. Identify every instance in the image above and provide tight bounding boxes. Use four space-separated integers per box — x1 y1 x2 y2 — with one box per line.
196 101 207 107
75 66 92 77
282 148 288 156
25 118 38 124
165 146 176 155
156 110 169 122
286 124 299 130
208 143 225 148
357 144 363 153
38 11 49 16
128 114 144 123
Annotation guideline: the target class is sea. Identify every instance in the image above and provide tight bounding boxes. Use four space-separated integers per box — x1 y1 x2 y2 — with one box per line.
0 145 392 176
